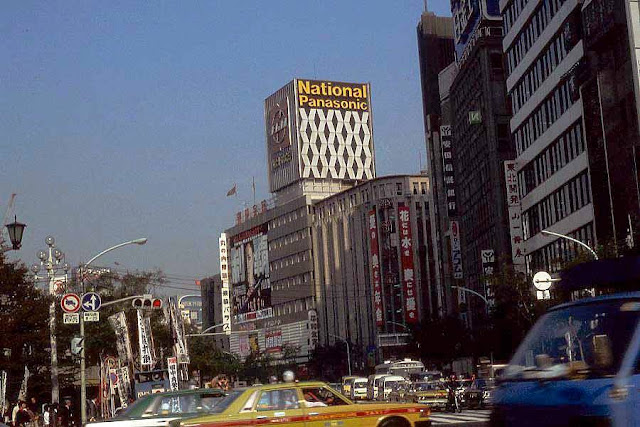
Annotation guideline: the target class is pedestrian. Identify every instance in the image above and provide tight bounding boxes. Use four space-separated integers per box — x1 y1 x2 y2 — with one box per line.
43 405 51 427
58 400 74 427
87 396 98 422
15 402 31 427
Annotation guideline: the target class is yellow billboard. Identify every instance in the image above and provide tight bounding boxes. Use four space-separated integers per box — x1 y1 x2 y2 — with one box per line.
297 79 369 111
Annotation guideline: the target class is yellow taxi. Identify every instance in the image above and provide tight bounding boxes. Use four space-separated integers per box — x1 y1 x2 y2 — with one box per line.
176 380 431 427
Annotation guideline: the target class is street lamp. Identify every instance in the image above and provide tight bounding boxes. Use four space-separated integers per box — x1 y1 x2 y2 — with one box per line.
540 229 598 260
4 216 26 251
32 236 69 404
329 334 351 376
80 237 148 425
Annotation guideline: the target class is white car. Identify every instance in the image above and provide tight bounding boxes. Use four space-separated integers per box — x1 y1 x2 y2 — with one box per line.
350 377 368 400
87 388 230 427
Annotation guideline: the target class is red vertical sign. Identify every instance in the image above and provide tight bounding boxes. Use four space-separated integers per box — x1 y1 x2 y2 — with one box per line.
398 205 417 323
368 210 383 326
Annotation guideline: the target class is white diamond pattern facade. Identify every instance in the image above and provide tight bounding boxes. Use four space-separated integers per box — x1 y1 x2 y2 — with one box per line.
299 108 374 180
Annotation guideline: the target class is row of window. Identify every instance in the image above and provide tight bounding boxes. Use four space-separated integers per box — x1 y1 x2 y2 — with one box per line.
272 296 314 317
510 31 569 113
268 207 308 231
506 0 566 74
527 222 594 273
272 272 312 291
503 0 532 35
522 171 591 239
514 78 576 155
270 250 310 271
268 229 310 251
518 121 584 196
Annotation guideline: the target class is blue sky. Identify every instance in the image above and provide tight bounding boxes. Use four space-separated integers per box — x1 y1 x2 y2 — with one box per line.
1 1 452 293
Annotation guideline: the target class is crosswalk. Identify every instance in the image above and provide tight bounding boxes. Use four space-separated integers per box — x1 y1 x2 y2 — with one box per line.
429 409 492 425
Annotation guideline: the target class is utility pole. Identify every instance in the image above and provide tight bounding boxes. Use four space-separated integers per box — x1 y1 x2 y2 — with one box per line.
32 236 68 404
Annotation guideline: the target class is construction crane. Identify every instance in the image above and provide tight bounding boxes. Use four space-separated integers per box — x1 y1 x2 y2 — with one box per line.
1 193 17 248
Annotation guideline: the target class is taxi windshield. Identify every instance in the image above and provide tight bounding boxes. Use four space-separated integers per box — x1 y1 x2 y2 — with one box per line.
503 299 640 381
414 382 437 391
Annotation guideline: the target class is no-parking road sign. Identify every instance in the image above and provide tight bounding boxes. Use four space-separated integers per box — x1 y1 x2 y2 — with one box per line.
61 293 81 313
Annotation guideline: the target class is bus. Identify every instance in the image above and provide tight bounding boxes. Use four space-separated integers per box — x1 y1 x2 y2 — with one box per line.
374 359 425 378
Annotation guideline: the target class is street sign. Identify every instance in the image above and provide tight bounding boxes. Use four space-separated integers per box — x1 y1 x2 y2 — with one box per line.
81 292 102 312
63 313 80 324
104 356 117 369
83 311 100 322
61 293 81 313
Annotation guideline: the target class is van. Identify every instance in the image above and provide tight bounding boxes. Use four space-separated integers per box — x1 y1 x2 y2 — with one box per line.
340 376 357 397
492 292 640 426
367 374 387 400
377 375 407 401
350 377 368 401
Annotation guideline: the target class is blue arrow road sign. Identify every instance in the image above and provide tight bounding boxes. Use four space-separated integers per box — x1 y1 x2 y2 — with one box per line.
81 292 101 312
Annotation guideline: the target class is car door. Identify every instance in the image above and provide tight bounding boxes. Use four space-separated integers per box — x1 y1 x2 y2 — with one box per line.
253 388 306 425
302 386 360 427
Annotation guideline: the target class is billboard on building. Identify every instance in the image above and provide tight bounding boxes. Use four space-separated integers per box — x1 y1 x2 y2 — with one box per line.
265 79 375 192
504 161 525 270
230 224 272 323
398 205 418 323
452 0 501 62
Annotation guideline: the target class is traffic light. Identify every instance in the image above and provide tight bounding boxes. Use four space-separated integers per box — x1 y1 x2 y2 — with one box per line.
132 296 163 310
71 337 83 356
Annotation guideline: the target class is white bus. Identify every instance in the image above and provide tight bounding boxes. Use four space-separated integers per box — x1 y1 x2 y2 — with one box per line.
374 358 425 378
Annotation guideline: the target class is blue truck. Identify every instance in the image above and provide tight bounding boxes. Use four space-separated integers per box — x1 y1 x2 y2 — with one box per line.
491 292 640 426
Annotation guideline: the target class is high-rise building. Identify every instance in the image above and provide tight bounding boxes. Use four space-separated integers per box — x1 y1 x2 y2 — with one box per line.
417 11 457 317
200 274 229 351
447 0 514 326
312 175 434 365
501 0 640 274
221 78 376 363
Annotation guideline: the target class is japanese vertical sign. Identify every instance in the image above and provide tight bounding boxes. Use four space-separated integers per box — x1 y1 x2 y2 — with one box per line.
504 161 525 269
450 220 464 279
108 312 134 367
120 366 132 403
170 299 190 364
136 310 153 369
219 233 231 334
167 357 179 391
440 125 457 216
368 209 383 326
398 205 418 323
308 309 319 350
481 249 496 306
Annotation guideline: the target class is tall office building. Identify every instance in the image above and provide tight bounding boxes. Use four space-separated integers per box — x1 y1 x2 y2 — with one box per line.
501 0 640 274
222 78 376 363
448 0 515 325
417 11 457 317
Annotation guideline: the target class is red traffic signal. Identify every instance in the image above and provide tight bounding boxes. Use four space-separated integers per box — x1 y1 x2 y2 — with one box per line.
132 297 163 309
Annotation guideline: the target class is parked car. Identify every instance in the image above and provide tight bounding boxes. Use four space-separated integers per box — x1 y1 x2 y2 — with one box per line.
180 381 431 427
86 388 227 427
463 378 495 408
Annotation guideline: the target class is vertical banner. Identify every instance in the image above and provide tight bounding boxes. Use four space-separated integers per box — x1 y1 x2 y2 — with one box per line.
368 209 383 326
504 161 526 270
481 249 496 306
440 125 457 216
450 221 464 279
238 335 250 358
398 205 418 323
167 357 179 391
0 371 6 417
308 309 319 351
170 299 190 364
219 234 232 335
136 310 153 370
120 366 132 404
108 312 134 367
17 366 30 401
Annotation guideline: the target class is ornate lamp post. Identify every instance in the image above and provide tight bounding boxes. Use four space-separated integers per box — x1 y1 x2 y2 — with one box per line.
2 215 26 252
31 236 69 404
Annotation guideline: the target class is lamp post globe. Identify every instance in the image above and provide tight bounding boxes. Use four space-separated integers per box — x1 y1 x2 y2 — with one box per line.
5 216 26 250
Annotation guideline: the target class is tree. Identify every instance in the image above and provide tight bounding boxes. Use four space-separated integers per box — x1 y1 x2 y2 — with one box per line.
0 253 52 401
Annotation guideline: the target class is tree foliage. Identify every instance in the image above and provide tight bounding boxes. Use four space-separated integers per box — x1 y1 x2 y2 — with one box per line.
0 253 52 401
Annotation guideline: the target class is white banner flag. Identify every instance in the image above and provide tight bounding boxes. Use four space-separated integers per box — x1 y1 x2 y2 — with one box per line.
170 299 189 364
17 366 29 402
108 312 134 367
167 357 179 391
136 310 153 369
0 371 7 417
